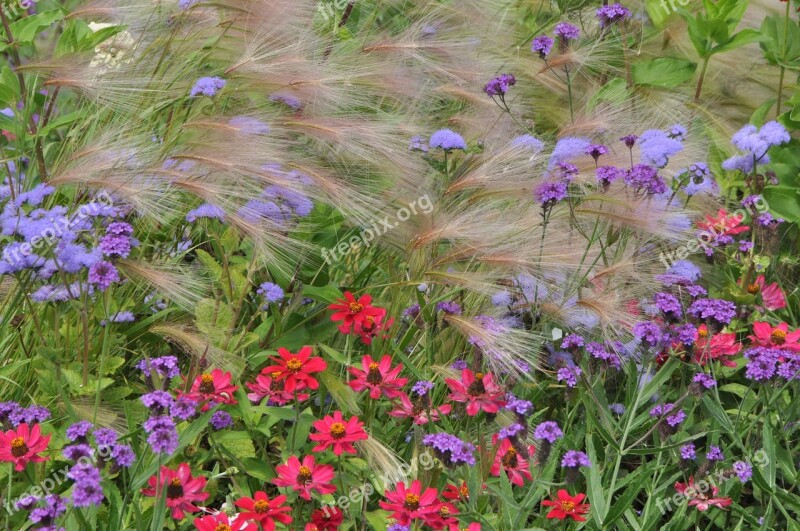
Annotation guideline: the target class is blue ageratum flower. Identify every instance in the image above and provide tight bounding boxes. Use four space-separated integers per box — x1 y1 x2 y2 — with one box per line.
429 129 467 151
190 76 226 97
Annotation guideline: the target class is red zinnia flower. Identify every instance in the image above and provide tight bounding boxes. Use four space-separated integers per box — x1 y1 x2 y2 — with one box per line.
262 346 327 393
428 501 459 528
0 423 50 471
542 490 590 522
307 506 343 530
749 321 800 353
234 491 293 531
389 392 451 425
490 435 535 487
309 411 368 455
445 369 506 416
194 513 258 531
353 311 392 345
442 482 471 503
675 477 732 511
697 209 750 237
246 370 309 406
272 455 336 500
328 292 385 334
692 325 741 367
181 368 238 410
142 463 209 520
379 480 443 527
348 355 408 399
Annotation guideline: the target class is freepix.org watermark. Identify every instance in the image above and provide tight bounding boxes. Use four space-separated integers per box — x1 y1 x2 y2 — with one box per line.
1 190 115 267
0 0 39 19
321 195 433 264
655 449 769 515
319 450 439 518
658 196 769 270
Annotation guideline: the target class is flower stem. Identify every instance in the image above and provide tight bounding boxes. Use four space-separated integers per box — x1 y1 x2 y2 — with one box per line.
564 66 574 122
694 55 710 102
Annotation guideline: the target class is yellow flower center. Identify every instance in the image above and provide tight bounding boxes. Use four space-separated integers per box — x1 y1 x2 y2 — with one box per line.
561 501 575 512
348 302 363 313
747 283 759 294
475 372 484 379
368 362 379 370
214 525 232 531
253 499 269 513
198 373 215 393
439 506 450 517
698 328 708 338
297 465 312 482
459 485 470 497
10 437 27 457
404 493 420 510
772 329 787 344
166 478 183 498
330 422 346 438
286 358 303 372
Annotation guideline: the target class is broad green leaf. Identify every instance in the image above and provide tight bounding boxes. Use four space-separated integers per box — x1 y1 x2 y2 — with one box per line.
631 58 697 88
711 29 767 55
9 10 65 44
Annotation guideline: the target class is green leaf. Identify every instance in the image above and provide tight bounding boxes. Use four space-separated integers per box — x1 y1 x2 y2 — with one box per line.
195 249 223 281
0 67 20 107
760 15 800 68
711 29 766 55
586 433 609 524
37 110 86 137
751 98 777 126
9 10 65 44
631 58 697 88
302 285 343 304
763 420 776 489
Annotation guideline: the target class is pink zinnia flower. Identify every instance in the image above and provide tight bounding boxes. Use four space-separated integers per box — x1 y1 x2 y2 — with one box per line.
489 435 535 486
0 423 50 471
445 369 506 416
379 480 443 527
193 513 258 531
181 368 238 410
348 355 407 399
697 209 750 237
234 491 293 530
142 463 208 520
262 346 327 393
246 370 309 405
748 275 786 311
675 477 732 511
389 393 451 425
749 321 800 352
309 411 368 455
272 456 336 500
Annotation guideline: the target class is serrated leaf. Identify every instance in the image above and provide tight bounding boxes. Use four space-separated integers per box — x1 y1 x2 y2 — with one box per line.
195 249 223 281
